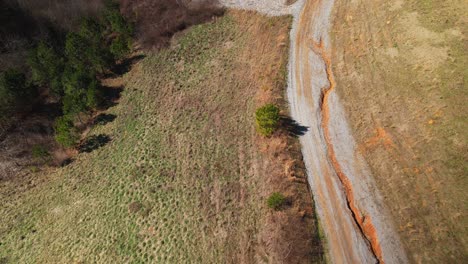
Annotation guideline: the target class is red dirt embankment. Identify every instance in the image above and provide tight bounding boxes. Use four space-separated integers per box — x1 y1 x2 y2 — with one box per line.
314 39 384 263
287 0 407 263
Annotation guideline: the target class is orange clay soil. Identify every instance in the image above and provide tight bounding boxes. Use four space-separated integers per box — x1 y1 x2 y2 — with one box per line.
314 39 384 263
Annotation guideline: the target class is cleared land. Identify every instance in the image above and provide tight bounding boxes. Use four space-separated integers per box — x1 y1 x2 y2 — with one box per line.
287 0 406 263
331 0 467 262
0 11 322 263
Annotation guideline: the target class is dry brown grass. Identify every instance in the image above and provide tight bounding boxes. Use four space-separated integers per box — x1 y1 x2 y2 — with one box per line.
0 10 322 263
234 11 324 263
331 0 467 262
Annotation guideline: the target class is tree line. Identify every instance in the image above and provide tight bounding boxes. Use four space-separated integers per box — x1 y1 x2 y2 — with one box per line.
0 0 133 148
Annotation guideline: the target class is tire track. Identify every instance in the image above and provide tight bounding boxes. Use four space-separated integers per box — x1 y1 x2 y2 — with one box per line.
287 0 407 263
314 39 383 263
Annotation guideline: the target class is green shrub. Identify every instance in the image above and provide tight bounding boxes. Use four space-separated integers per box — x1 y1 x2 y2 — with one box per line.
255 104 280 136
79 18 114 72
31 145 49 159
104 1 134 36
54 116 79 147
79 17 103 44
61 63 97 116
267 192 286 210
110 35 132 59
86 79 99 109
65 32 88 68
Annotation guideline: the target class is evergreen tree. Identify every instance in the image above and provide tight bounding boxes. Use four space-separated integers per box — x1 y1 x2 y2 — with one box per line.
54 115 79 147
78 18 113 72
255 104 281 136
86 78 99 109
65 32 88 69
27 41 64 96
103 0 134 36
110 35 132 59
61 63 93 116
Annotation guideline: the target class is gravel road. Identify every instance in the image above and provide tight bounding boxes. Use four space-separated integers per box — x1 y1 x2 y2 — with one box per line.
287 0 407 263
220 0 408 263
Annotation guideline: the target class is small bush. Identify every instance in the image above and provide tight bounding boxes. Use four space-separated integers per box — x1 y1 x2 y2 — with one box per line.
31 145 49 159
255 104 280 136
110 35 132 59
54 116 79 147
79 17 103 44
267 192 286 210
104 1 134 36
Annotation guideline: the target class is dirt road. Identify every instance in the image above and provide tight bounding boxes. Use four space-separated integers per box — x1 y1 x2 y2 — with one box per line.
287 0 407 263
219 0 408 262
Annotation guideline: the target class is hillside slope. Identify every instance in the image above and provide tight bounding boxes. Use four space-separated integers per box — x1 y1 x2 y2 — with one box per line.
331 0 467 262
0 11 323 263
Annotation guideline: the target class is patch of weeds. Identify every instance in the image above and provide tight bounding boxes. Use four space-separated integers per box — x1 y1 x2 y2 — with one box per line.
31 145 49 160
128 201 143 214
267 192 286 210
29 166 39 173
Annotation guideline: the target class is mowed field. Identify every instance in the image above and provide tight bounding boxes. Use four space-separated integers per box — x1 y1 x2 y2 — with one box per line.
0 11 322 263
331 0 467 262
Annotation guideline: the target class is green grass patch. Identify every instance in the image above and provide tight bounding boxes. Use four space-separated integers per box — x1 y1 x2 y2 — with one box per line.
0 12 291 263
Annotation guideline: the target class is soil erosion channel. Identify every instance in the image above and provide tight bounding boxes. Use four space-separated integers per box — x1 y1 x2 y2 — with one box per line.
287 0 407 263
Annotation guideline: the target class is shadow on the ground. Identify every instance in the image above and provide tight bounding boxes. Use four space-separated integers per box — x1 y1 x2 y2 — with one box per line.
281 116 309 137
60 158 73 167
79 134 111 153
99 85 124 110
105 54 146 78
94 113 117 126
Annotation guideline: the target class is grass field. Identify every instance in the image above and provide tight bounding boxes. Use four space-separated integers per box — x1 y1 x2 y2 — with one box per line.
0 11 322 263
331 0 467 262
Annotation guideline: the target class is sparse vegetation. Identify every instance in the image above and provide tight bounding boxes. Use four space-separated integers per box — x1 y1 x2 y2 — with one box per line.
31 145 49 159
255 103 280 136
267 192 286 210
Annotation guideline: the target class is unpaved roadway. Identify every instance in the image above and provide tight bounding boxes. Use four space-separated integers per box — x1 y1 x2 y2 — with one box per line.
287 0 407 263
220 0 408 263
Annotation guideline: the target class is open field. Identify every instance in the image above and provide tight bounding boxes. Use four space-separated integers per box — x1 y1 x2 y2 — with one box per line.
0 10 322 263
331 0 467 262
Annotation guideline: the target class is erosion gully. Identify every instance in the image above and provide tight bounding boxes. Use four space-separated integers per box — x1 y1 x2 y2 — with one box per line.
286 0 407 263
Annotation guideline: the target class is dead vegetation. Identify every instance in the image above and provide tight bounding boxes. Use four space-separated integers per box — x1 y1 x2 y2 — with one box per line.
236 11 324 262
121 0 223 49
